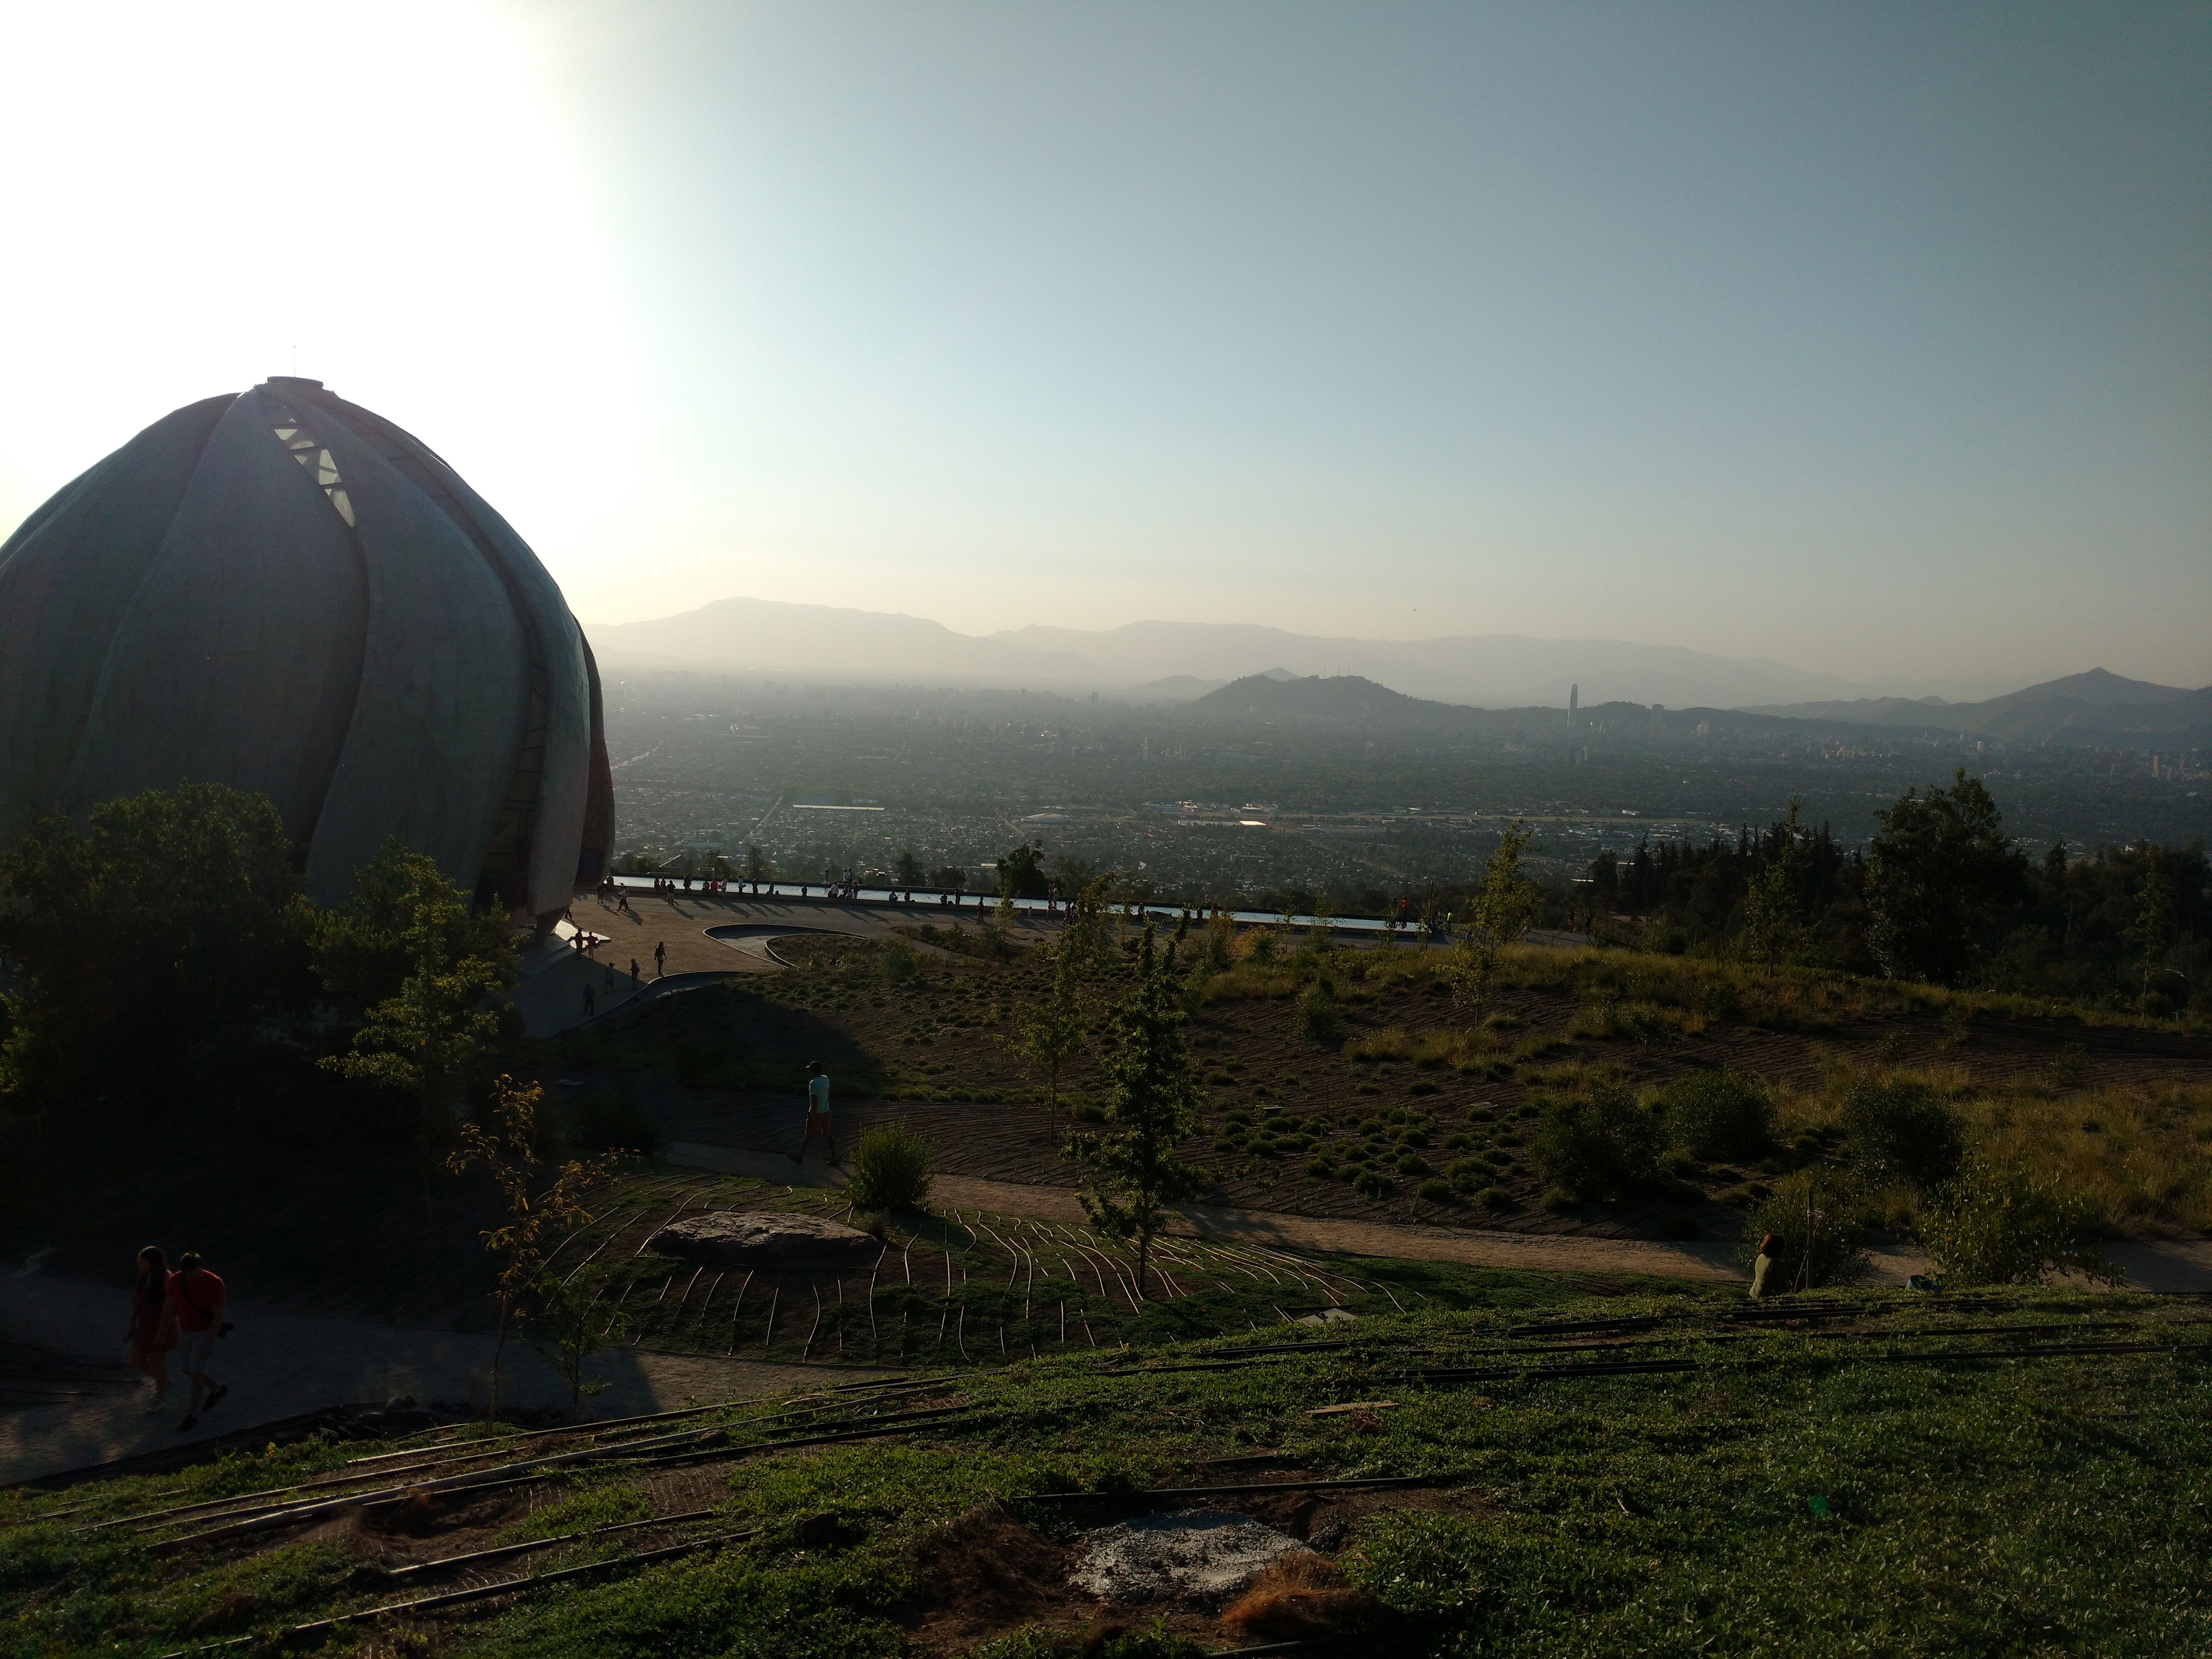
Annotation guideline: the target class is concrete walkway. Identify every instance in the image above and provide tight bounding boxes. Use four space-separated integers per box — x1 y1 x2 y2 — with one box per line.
0 1270 884 1487
664 1141 2212 1295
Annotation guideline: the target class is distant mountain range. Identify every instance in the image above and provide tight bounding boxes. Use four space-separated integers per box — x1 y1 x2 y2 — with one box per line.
1753 668 2212 748
1178 666 2212 750
587 597 2047 709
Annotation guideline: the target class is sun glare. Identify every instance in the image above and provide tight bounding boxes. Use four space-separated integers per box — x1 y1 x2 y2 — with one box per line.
0 0 642 565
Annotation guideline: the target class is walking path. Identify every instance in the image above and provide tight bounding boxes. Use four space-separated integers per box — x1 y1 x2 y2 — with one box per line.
665 1140 2212 1295
0 1271 884 1487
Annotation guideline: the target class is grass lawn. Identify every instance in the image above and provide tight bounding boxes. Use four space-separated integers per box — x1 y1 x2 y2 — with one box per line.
4 1284 2206 1657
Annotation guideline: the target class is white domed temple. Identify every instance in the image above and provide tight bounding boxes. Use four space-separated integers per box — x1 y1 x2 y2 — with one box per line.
0 378 612 926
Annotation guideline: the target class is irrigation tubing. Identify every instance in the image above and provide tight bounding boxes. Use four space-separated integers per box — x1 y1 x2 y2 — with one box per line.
149 1426 731 1552
156 1529 757 1657
100 1380 934 1537
383 1507 721 1580
1019 1475 1435 1505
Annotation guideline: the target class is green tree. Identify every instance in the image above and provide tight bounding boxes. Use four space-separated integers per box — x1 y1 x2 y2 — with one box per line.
744 844 771 881
1447 822 1540 1007
1017 936 1089 1140
1865 771 2030 986
1064 922 1205 1296
2125 866 2180 1012
534 1267 629 1420
448 1075 616 1421
998 841 1048 900
1060 873 1119 966
316 846 516 1164
0 783 311 1111
893 848 923 886
1739 798 1815 967
311 838 513 1019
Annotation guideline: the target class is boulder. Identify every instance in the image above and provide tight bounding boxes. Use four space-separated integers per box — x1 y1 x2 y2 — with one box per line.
649 1211 880 1268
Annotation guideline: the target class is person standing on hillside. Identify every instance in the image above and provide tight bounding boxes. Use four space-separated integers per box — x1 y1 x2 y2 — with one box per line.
795 1060 838 1166
166 1252 229 1431
124 1245 175 1415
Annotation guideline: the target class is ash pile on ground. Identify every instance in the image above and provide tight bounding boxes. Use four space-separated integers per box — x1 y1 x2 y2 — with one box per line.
1068 1510 1310 1607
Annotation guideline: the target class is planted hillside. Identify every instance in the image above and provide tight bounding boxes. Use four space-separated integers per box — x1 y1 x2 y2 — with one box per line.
4 1286 2206 1657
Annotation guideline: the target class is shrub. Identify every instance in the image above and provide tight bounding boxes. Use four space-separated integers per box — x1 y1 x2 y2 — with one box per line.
1918 1159 2123 1286
1416 1178 1454 1205
1658 1069 1775 1160
1840 1079 1965 1188
1293 979 1342 1043
878 941 921 984
1476 1185 1515 1209
845 1120 935 1213
1529 1085 1662 1202
1351 1169 1394 1199
569 1089 662 1155
1394 1152 1430 1176
1736 1171 1869 1289
1303 1155 1336 1179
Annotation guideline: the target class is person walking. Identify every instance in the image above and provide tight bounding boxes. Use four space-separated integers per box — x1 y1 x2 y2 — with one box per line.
166 1252 229 1431
794 1060 838 1166
124 1245 175 1416
653 940 667 978
630 957 642 988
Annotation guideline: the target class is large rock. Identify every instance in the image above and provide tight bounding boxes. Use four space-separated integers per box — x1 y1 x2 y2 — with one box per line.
649 1210 880 1269
1069 1511 1310 1607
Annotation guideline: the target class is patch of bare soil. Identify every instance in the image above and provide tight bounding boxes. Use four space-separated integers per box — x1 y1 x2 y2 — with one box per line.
904 1505 1076 1653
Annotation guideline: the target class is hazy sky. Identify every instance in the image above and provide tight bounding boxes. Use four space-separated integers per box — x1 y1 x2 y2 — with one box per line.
2 2 2205 689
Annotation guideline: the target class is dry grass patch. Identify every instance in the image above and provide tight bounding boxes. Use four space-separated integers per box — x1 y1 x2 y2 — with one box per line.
1970 1080 2212 1235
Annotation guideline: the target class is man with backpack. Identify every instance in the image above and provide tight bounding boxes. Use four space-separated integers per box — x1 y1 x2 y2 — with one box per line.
166 1252 230 1431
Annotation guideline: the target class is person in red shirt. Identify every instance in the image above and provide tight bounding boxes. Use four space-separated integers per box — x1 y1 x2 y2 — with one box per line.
165 1252 230 1430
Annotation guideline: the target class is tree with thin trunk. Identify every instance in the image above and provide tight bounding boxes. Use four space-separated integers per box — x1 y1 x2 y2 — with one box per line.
1016 936 1089 1141
1447 821 1541 1008
447 1076 615 1421
1063 921 1205 1297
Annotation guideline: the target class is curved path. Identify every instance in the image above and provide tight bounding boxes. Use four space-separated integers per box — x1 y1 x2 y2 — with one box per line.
660 1140 2212 1296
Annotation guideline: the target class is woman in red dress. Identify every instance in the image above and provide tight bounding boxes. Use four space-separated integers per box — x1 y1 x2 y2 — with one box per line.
125 1245 176 1414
